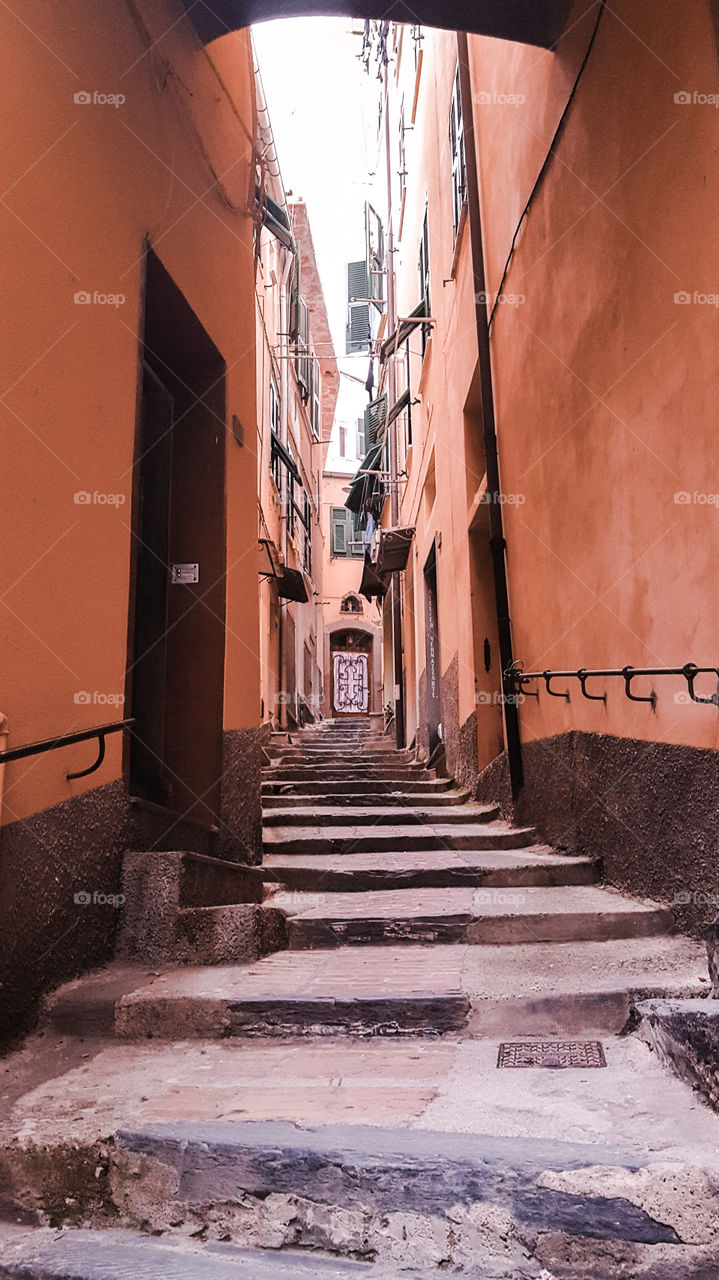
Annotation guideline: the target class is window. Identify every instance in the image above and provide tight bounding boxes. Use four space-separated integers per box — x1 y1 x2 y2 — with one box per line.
339 425 347 457
303 494 313 577
309 355 321 439
418 207 431 357
269 381 281 488
449 65 467 242
295 298 311 401
398 101 408 202
346 261 371 354
357 416 366 456
331 507 364 558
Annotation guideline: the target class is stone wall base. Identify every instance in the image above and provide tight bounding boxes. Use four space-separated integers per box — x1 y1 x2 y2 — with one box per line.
475 730 719 940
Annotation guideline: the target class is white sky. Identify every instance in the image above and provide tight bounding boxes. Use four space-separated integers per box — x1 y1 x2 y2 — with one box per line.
253 18 379 468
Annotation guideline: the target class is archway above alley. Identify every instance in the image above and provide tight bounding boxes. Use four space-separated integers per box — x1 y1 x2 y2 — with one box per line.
187 0 573 48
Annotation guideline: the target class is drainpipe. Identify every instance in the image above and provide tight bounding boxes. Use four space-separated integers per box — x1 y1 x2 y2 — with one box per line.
0 713 8 830
383 53 405 748
457 32 523 799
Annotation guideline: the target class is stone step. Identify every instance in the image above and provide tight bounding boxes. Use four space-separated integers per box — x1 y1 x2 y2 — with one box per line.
109 1119 684 1258
262 778 455 796
262 769 438 783
263 822 537 857
262 803 500 827
262 847 597 893
115 952 470 1039
283 885 674 949
261 788 471 808
0 1230 384 1280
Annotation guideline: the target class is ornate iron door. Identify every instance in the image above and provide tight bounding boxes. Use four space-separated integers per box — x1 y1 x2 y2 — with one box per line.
333 652 369 714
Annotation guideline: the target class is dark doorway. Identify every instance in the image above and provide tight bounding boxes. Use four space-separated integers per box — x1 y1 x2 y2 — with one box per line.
423 543 442 755
127 250 227 829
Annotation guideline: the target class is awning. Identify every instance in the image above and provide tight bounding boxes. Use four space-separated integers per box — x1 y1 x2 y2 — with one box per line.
256 186 294 252
344 438 384 515
380 301 431 363
377 527 415 574
359 558 388 602
276 566 309 603
271 431 302 486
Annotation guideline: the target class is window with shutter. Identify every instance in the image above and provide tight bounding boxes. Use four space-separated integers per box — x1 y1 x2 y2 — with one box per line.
295 299 311 400
365 203 385 308
310 355 321 439
357 416 366 457
364 394 388 447
418 208 431 357
449 66 467 242
346 260 371 355
331 507 364 558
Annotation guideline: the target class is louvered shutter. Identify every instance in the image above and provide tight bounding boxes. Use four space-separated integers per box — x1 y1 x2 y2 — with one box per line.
346 260 370 355
331 507 348 556
364 394 388 447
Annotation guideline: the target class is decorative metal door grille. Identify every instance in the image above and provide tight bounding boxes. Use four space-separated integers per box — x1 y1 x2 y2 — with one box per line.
333 652 369 714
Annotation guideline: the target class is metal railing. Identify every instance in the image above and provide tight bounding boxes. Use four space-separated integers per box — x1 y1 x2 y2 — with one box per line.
505 664 719 710
0 719 135 779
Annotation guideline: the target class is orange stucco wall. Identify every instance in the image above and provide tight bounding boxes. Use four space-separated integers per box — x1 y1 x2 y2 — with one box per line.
471 0 719 753
1 3 259 823
387 3 719 774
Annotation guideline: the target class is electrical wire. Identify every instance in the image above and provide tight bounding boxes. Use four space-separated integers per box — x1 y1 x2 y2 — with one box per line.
487 0 608 330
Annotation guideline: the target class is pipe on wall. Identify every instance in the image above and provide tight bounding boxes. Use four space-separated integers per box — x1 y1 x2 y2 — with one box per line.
457 31 524 799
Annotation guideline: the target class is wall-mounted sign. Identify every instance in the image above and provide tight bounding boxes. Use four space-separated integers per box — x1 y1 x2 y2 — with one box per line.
171 563 199 584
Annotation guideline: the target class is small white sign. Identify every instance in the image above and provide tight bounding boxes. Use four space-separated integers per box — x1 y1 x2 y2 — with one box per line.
171 563 199 585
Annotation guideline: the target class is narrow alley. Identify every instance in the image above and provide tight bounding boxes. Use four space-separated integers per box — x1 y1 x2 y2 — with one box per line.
2 2 719 1278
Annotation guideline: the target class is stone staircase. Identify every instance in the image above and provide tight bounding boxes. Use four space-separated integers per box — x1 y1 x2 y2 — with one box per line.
2 720 719 1279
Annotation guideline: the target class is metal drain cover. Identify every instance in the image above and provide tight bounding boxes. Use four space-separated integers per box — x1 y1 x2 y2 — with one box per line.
497 1040 607 1069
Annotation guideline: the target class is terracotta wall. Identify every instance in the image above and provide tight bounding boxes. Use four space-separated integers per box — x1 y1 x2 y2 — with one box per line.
0 2 259 1041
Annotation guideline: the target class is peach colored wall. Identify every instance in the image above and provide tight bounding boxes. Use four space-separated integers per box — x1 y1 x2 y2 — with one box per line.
0 4 258 823
390 25 504 765
470 0 719 754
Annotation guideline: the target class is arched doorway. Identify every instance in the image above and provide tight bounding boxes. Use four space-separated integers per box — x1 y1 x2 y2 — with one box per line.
330 628 373 717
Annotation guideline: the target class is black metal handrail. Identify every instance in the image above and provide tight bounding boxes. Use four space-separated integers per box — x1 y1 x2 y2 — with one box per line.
0 719 135 780
505 664 719 710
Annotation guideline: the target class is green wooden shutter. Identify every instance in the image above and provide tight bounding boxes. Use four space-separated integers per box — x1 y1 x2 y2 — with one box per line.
346 260 370 354
364 394 388 447
331 507 347 556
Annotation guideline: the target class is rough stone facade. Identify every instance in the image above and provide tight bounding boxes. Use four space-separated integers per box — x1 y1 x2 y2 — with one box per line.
0 781 127 1049
217 725 269 866
476 731 719 940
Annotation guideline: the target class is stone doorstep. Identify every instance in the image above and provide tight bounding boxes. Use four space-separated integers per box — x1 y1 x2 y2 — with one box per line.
109 1120 681 1248
262 825 538 856
262 804 500 827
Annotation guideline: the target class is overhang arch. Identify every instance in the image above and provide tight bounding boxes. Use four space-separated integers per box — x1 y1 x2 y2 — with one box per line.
187 1 573 49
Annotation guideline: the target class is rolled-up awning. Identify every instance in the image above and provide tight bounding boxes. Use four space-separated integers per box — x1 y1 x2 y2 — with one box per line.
345 439 384 515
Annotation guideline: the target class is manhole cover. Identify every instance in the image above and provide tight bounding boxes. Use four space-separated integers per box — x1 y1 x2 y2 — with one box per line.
497 1040 607 1069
